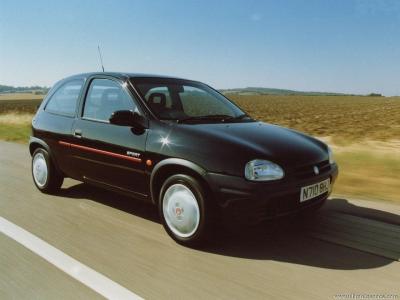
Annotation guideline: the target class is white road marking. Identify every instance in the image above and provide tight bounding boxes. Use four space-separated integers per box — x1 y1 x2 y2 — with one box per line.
0 216 143 300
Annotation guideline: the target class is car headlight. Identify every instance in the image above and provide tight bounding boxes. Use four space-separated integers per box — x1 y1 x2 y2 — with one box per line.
245 159 284 181
328 147 335 164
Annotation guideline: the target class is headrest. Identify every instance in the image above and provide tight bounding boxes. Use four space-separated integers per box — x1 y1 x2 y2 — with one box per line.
148 93 166 106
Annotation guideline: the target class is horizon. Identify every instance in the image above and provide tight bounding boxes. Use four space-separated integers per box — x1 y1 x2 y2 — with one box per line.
0 76 394 96
0 80 390 97
1 0 400 96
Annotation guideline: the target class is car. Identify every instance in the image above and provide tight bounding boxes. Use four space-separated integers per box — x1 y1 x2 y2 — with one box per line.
30 72 338 246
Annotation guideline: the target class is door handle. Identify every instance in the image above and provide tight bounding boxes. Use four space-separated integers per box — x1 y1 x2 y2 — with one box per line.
73 129 82 138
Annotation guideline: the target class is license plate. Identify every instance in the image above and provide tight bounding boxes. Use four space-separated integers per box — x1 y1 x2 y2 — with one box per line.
300 178 330 202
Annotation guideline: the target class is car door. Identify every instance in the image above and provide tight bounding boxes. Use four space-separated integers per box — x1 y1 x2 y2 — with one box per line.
70 77 148 198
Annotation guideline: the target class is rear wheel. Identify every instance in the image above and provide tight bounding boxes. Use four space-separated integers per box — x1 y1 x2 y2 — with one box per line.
159 174 216 246
32 148 63 194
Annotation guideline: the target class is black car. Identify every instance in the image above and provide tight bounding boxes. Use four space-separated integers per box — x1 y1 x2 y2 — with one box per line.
30 72 338 246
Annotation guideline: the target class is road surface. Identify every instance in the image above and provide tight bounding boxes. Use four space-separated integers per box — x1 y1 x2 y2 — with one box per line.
0 141 399 299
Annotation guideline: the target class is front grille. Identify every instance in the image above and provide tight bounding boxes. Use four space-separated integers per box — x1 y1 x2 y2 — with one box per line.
292 160 331 180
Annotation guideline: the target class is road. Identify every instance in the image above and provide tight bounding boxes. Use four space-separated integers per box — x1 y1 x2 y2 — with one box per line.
1 141 399 299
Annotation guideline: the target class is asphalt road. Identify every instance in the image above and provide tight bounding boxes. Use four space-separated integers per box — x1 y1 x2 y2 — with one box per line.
1 141 399 299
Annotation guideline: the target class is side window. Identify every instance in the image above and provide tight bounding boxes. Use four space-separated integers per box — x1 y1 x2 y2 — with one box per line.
83 79 137 122
45 79 84 116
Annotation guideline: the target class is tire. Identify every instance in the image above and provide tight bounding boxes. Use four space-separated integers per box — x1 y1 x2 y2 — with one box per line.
158 174 217 247
31 148 64 194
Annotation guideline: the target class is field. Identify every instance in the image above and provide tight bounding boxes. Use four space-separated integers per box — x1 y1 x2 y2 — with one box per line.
0 93 399 203
0 93 43 142
231 94 400 143
0 93 42 114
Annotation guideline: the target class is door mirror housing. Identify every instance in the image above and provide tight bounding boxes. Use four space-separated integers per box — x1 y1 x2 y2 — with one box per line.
109 110 148 129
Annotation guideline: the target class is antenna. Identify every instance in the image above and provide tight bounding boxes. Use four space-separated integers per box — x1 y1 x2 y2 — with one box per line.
97 45 105 72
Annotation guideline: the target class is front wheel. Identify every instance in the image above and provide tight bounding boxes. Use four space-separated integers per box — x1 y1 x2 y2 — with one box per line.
32 148 64 194
159 174 216 246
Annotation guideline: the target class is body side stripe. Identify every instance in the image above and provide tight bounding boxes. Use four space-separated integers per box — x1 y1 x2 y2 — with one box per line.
58 141 142 163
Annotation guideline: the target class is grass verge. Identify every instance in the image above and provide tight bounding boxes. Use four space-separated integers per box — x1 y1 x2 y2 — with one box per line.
0 113 32 143
0 123 32 143
333 146 400 203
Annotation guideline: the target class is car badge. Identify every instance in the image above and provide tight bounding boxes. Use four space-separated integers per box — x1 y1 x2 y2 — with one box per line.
175 207 183 216
126 151 141 158
313 166 319 175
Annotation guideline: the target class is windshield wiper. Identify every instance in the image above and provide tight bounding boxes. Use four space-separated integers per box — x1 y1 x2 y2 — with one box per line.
177 114 251 123
177 114 234 123
224 113 249 121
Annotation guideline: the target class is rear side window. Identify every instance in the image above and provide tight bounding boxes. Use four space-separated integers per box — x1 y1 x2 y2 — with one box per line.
45 79 84 117
83 79 137 122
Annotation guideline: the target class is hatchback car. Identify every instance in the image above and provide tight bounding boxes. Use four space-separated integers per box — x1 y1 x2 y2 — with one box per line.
30 72 338 245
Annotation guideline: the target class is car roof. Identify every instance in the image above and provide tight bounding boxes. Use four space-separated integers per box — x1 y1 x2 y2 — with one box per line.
63 72 187 82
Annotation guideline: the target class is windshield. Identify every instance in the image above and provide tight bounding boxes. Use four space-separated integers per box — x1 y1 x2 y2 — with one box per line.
132 78 251 123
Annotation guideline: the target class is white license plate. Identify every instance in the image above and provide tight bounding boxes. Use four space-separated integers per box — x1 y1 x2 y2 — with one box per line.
300 178 330 202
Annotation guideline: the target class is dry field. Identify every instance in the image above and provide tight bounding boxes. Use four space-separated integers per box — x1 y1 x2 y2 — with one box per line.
0 94 42 114
0 93 399 203
230 94 400 143
0 93 44 101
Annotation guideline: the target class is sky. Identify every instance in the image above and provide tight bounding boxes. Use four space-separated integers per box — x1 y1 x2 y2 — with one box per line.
1 0 400 95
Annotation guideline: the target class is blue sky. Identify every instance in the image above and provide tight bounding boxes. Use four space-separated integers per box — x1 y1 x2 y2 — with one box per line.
1 0 399 95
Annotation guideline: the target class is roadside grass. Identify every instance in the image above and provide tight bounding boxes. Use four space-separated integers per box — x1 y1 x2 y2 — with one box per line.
0 93 399 203
0 95 41 143
0 113 33 125
0 112 32 143
332 143 400 203
0 123 31 143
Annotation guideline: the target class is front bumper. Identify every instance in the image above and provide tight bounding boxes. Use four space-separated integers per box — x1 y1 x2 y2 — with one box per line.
206 163 339 224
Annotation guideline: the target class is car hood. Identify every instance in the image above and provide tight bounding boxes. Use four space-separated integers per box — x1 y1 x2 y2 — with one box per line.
149 121 329 176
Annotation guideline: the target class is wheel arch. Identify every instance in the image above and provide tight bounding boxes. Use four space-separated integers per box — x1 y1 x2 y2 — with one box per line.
150 158 210 205
29 136 50 156
29 137 62 175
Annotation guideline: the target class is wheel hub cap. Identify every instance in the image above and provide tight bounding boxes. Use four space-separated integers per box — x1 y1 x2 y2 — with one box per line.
33 153 48 187
162 184 200 238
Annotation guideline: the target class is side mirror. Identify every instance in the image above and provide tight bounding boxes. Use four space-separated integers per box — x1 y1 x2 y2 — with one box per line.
109 110 148 130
